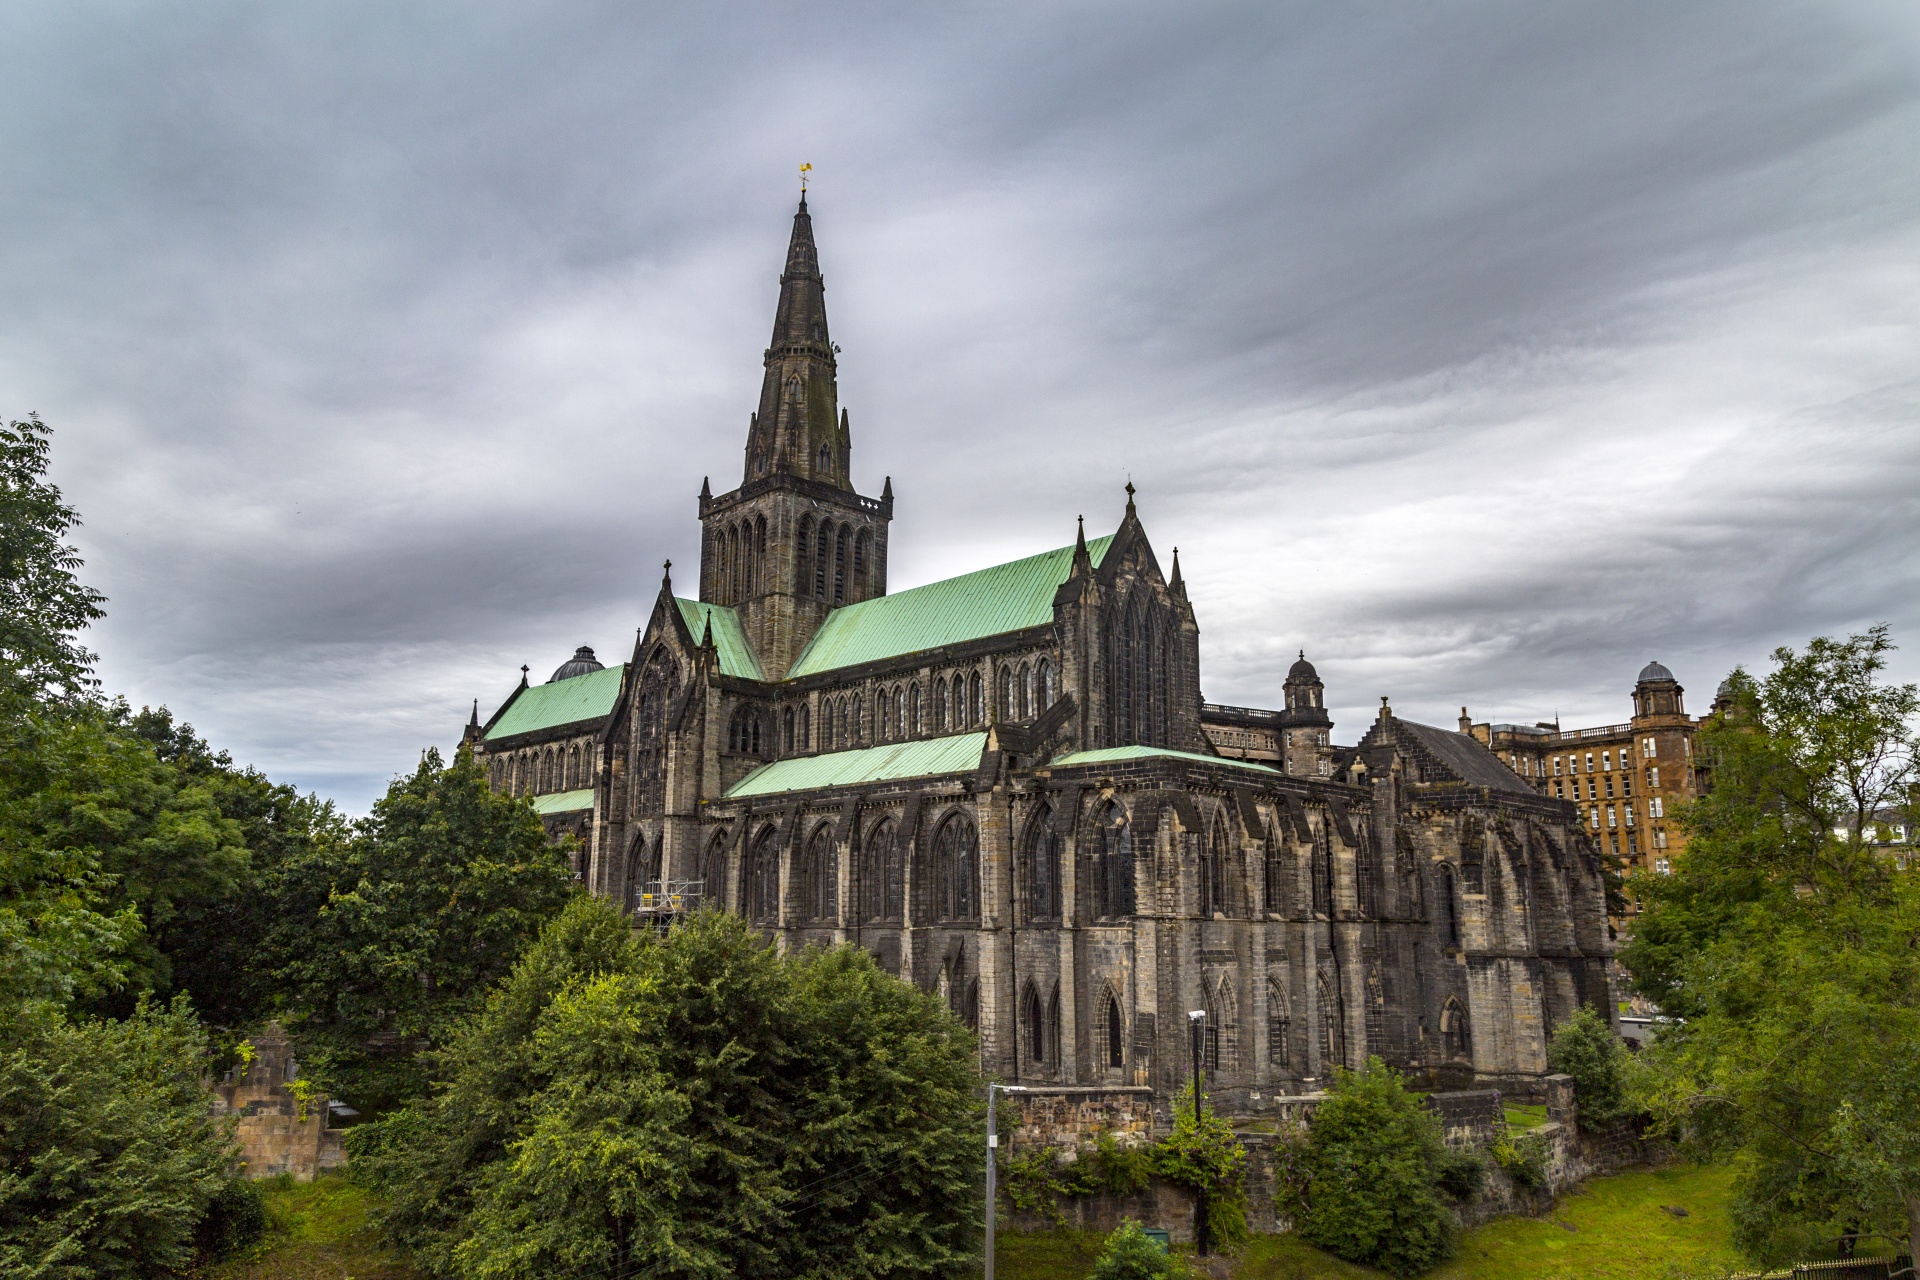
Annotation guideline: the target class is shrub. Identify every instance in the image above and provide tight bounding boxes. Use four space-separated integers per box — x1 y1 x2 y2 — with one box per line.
1294 1057 1457 1276
1435 1146 1486 1204
1152 1082 1249 1249
1091 1219 1184 1280
1546 1004 1633 1132
1489 1124 1550 1189
195 1176 269 1260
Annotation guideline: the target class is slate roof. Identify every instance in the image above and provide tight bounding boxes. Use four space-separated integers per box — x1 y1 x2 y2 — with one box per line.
725 732 988 799
786 536 1114 678
1047 745 1281 778
486 665 626 742
530 788 594 815
1392 719 1538 795
675 599 765 680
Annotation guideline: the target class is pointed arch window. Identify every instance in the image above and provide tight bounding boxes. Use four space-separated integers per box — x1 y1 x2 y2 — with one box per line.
1022 983 1046 1067
746 826 781 923
854 529 871 598
817 443 833 476
932 678 947 731
1025 806 1062 921
1096 803 1135 918
908 683 922 735
1105 991 1125 1068
1205 817 1231 917
997 667 1013 722
879 687 892 740
1019 663 1032 719
1263 823 1290 915
796 518 813 594
967 671 983 726
862 818 903 922
1311 821 1333 916
1046 984 1062 1067
803 824 837 922
851 693 864 743
1437 863 1462 948
934 813 979 922
1319 970 1346 1069
833 526 849 603
1442 997 1471 1062
1036 657 1054 710
1365 968 1387 1054
797 704 810 751
702 829 730 912
1267 976 1290 1067
814 521 831 600
783 707 795 753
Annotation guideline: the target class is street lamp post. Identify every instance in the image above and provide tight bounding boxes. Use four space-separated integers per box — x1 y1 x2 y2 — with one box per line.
984 1084 1027 1280
1187 1008 1208 1256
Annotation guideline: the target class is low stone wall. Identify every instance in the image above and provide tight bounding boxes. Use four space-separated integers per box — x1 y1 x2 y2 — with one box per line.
999 1074 1668 1241
209 1024 346 1182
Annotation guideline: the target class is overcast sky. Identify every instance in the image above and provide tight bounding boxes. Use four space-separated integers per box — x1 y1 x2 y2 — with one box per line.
3 1 1916 811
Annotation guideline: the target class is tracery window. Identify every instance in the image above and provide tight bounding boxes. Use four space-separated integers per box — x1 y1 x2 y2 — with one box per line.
1319 970 1346 1069
1204 817 1231 917
746 825 780 923
1267 976 1290 1067
908 684 921 735
1105 991 1125 1068
932 678 947 731
1022 983 1046 1067
934 813 979 922
997 667 1013 722
862 818 903 922
967 672 982 726
1025 806 1062 920
803 824 837 922
1036 657 1053 710
818 443 833 475
814 520 831 600
1441 997 1471 1062
1095 803 1135 918
1263 823 1290 915
702 830 730 911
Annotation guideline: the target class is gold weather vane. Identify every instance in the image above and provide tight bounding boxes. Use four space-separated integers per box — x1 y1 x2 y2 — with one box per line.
799 162 812 193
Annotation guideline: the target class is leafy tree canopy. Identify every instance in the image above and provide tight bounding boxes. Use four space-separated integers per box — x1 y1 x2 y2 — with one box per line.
1293 1057 1456 1277
0 414 104 705
353 899 986 1280
1625 628 1920 1262
1546 1005 1631 1133
0 996 242 1279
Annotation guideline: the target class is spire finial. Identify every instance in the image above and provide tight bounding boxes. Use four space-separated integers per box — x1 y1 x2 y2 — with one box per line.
799 161 811 195
1124 480 1136 517
661 559 673 592
519 664 529 688
1170 545 1183 591
469 698 479 727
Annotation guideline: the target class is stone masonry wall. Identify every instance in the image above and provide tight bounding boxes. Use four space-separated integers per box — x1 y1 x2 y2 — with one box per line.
209 1025 345 1182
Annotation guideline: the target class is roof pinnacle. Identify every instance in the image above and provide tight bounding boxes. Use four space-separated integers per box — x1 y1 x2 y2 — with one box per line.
1124 480 1136 518
661 560 673 593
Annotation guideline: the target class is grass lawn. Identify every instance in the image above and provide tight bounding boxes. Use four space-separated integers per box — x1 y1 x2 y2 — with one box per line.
199 1174 424 1280
997 1164 1741 1280
1501 1103 1549 1131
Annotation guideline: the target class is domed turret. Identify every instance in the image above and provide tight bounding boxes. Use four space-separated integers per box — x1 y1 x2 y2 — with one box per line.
1632 660 1685 718
1288 651 1320 684
549 646 605 683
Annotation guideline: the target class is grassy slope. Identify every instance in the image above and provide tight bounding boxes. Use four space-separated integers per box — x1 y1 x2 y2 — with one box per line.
1000 1164 1739 1280
200 1175 425 1280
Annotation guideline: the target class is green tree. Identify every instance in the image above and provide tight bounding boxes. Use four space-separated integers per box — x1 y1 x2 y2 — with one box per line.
1547 1005 1631 1132
1152 1082 1248 1250
1625 628 1920 1261
354 899 985 1280
1295 1058 1456 1276
0 414 105 705
272 745 575 1111
1091 1220 1184 1280
0 996 243 1278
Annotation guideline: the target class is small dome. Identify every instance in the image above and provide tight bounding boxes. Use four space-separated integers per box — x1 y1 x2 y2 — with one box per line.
1636 660 1676 684
549 646 604 683
1715 677 1734 698
1287 650 1321 684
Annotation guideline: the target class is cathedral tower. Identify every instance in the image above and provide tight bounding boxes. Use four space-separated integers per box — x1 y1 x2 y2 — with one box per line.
698 196 892 677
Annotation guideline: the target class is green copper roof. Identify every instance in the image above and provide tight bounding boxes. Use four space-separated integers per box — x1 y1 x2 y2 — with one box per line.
675 599 765 680
486 665 626 742
1046 745 1282 777
786 536 1113 678
725 732 989 799
530 788 594 815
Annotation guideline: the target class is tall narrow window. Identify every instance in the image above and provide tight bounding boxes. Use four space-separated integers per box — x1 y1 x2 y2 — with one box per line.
998 667 1012 721
1263 824 1289 915
833 526 849 603
1046 985 1062 1069
1036 657 1053 710
854 529 870 599
747 826 780 923
1267 976 1290 1067
795 519 812 597
1311 823 1332 916
1441 997 1471 1061
1097 804 1134 918
701 830 729 912
1106 993 1125 1068
862 818 902 922
1205 818 1230 917
804 825 837 922
968 671 982 726
817 443 833 475
815 521 831 600
851 694 864 743
933 678 947 731
1022 984 1045 1066
880 688 892 740
783 707 795 752
1026 807 1061 920
934 814 978 921
1019 663 1032 719
909 684 921 735
797 704 810 751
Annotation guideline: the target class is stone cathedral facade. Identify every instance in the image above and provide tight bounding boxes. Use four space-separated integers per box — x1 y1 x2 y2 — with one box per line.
470 197 1615 1110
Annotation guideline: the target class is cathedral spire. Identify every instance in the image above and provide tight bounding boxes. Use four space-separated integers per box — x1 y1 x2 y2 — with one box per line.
743 196 845 489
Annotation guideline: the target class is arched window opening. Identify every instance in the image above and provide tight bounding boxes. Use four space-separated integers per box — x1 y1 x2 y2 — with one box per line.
783 707 795 753
1365 969 1387 1054
833 526 849 603
1319 971 1346 1069
851 693 864 743
894 687 905 738
934 813 979 922
951 676 965 729
1263 824 1289 915
1036 657 1053 710
1311 822 1333 916
1025 807 1061 921
702 830 730 912
817 442 833 475
909 683 921 735
804 825 837 922
1022 984 1045 1067
1267 976 1290 1067
879 687 892 740
814 521 831 600
795 519 813 595
1106 992 1125 1068
968 671 982 726
1438 864 1462 947
1205 817 1230 917
1442 997 1471 1062
1046 984 1062 1068
932 678 947 731
747 826 781 923
962 979 980 1032
797 704 810 751
1019 663 1032 720
862 818 903 922
997 667 1013 722
1096 804 1135 918
854 529 870 598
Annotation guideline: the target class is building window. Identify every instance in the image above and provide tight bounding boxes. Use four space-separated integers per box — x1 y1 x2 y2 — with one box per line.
746 826 780 923
797 704 810 751
1607 805 1617 829
1655 829 1668 849
1106 992 1125 1068
1036 657 1053 709
1585 753 1594 772
1022 984 1047 1067
934 813 979 922
1267 976 1290 1067
817 443 833 475
1204 818 1230 918
803 825 837 922
1026 808 1062 921
1096 803 1135 918
1602 750 1612 771
1654 858 1671 875
1553 756 1562 775
862 818 902 922
1644 736 1657 757
932 678 947 731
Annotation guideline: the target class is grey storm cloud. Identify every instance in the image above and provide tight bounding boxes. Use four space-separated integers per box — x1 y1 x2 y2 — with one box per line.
0 0 1915 808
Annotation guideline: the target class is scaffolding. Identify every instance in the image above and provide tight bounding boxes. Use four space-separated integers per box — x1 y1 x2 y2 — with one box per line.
635 879 704 919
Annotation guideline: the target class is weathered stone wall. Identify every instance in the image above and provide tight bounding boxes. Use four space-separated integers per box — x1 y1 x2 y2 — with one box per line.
209 1025 345 1182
